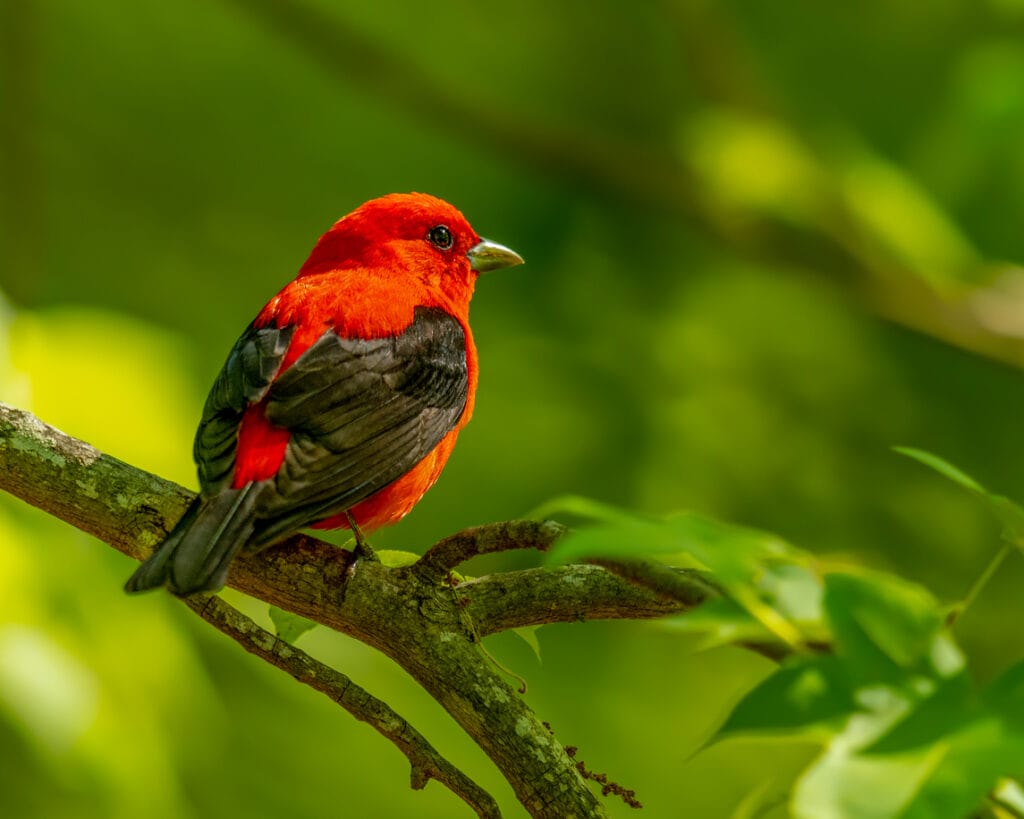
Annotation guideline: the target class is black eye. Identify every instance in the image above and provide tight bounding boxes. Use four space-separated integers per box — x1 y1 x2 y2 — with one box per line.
427 224 454 250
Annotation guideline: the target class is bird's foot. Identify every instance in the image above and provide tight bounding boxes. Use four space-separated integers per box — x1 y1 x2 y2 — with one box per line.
345 511 378 562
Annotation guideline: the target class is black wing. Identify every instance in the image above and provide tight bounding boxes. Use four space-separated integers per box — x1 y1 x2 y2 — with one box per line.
249 306 469 546
193 323 295 492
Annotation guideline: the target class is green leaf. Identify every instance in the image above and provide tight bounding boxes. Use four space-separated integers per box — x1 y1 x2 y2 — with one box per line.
823 570 951 677
718 561 1004 817
893 447 986 495
864 671 974 754
759 563 825 633
983 656 1024 736
866 663 1024 816
790 678 957 819
545 509 809 647
511 626 544 663
850 716 1022 819
894 447 1024 545
543 515 674 565
268 606 317 645
375 549 421 568
730 778 785 819
716 569 1022 819
659 596 774 650
527 494 653 527
663 513 800 581
798 712 1024 818
544 507 815 651
545 508 797 579
787 629 1021 819
719 655 857 740
793 726 949 819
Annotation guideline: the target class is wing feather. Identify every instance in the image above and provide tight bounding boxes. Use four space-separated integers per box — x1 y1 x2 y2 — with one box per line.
249 306 468 546
193 324 295 492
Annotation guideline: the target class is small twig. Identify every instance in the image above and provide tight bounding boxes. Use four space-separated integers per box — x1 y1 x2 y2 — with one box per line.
187 594 501 819
415 519 567 582
452 590 529 695
589 558 717 607
462 565 699 637
540 722 642 809
948 543 1012 627
565 746 643 810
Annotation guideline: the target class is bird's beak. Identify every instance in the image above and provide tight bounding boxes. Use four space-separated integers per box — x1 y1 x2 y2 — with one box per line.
467 239 524 273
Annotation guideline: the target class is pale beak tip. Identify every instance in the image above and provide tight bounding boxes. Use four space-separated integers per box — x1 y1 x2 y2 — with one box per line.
468 239 524 273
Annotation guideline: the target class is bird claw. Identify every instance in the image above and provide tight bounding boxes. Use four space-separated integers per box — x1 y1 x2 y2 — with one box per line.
345 510 379 562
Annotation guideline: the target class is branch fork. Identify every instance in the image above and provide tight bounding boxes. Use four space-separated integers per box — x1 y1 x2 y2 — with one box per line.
0 402 702 817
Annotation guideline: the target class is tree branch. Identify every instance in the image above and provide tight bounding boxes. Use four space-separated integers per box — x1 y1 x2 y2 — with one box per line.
462 565 694 637
589 558 718 607
1 401 709 817
415 519 567 582
414 515 712 635
186 594 500 818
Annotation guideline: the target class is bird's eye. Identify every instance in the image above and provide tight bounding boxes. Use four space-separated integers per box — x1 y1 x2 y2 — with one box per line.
427 225 454 250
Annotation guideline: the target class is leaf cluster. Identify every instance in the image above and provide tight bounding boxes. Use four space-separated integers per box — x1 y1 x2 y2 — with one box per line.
543 453 1024 818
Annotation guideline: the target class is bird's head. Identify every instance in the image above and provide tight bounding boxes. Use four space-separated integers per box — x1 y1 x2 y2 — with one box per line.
298 193 523 302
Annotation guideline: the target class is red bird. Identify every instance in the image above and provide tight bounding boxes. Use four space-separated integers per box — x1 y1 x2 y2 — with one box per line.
127 193 522 596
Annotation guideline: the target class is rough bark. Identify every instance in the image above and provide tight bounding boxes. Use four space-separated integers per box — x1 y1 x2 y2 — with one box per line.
0 402 706 817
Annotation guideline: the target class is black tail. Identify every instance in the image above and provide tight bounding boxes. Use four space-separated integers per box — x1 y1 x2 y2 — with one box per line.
125 484 259 596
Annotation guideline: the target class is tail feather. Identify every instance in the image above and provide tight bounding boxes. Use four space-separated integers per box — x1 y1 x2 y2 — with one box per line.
125 485 259 596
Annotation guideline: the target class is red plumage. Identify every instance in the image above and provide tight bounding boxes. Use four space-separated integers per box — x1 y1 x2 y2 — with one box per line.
126 192 522 596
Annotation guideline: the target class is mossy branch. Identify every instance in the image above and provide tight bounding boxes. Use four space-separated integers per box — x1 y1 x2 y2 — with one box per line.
187 593 501 818
0 402 704 817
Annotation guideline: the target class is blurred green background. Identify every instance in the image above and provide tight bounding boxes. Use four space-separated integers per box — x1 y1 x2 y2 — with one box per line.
3 1 1024 816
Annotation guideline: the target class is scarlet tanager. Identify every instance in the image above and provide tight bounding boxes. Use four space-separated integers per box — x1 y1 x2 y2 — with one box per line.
126 193 523 596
